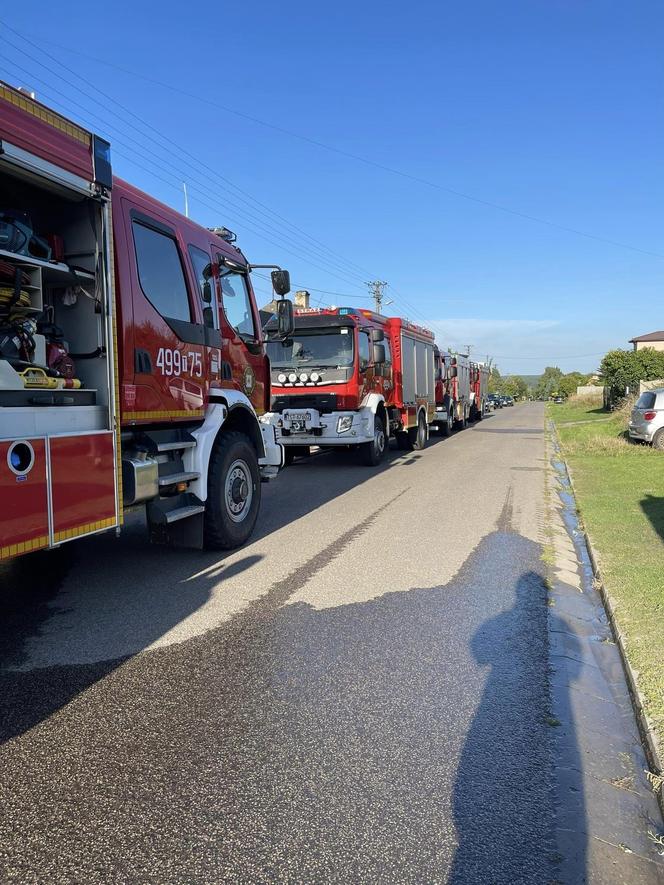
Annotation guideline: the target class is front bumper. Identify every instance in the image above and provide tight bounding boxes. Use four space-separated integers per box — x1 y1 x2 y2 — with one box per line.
263 409 374 446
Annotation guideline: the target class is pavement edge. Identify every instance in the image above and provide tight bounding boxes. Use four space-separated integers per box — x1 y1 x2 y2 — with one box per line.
549 420 664 819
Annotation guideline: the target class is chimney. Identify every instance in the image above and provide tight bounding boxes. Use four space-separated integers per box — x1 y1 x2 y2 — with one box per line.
294 290 310 309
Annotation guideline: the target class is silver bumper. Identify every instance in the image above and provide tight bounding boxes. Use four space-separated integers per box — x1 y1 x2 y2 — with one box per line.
263 410 374 446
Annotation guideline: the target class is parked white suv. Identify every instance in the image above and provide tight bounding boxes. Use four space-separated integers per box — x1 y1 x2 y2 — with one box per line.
628 388 664 449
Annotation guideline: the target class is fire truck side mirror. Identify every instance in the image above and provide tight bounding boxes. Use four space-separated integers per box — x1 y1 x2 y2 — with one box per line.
370 328 385 343
276 298 294 339
271 269 291 296
202 280 213 304
372 343 386 365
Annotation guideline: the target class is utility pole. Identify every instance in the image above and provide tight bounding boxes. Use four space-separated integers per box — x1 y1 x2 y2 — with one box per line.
465 344 473 357
366 280 388 314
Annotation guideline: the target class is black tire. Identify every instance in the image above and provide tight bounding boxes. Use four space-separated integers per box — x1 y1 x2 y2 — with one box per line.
410 412 428 450
441 403 454 437
204 432 261 550
652 429 664 451
361 415 387 466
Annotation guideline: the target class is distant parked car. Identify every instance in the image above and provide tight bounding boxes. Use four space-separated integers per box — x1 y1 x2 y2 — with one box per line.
553 397 565 404
628 388 664 449
487 394 503 409
502 396 514 407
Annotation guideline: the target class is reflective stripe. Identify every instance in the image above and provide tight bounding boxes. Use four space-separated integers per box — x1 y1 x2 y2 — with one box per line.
0 84 90 145
123 409 205 421
53 516 116 543
0 534 49 559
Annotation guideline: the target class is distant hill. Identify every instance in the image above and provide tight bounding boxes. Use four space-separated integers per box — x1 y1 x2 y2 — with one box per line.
515 374 541 388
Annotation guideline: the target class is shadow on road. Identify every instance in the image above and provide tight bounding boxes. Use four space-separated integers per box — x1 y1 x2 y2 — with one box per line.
450 572 586 884
0 515 588 881
640 494 664 542
0 431 452 745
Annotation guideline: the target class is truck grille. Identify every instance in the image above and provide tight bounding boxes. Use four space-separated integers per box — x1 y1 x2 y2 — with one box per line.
271 393 338 413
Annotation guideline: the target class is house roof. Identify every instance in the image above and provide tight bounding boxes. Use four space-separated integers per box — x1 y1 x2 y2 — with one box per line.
629 330 664 343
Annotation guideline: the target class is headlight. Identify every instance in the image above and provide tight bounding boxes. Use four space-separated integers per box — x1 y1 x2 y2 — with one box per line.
337 415 353 434
288 372 297 383
277 373 287 383
299 372 309 383
310 372 320 383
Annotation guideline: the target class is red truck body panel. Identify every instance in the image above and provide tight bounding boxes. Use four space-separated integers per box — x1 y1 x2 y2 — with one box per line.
0 83 94 183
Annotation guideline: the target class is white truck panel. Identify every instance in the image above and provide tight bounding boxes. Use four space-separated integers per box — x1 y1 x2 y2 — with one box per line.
401 334 417 403
401 333 435 405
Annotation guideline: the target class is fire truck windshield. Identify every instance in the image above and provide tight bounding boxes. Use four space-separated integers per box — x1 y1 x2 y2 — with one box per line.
267 330 354 368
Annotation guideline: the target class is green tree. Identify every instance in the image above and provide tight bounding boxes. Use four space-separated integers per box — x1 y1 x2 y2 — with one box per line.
488 365 501 394
557 371 590 399
600 348 664 400
535 366 563 400
498 375 529 399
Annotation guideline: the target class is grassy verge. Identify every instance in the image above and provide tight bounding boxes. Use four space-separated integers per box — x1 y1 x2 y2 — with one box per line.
548 398 664 752
549 394 609 425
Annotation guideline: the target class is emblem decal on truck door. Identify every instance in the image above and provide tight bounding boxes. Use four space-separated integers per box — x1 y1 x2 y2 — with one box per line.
243 365 256 395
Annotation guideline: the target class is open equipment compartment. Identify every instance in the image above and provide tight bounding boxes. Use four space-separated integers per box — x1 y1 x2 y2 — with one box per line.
0 169 112 428
0 82 120 557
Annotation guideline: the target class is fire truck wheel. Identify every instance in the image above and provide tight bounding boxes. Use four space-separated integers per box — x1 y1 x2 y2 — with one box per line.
441 406 454 437
411 412 428 450
204 432 261 550
361 415 387 465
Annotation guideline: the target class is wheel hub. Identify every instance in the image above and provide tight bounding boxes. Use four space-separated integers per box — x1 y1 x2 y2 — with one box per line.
231 476 249 504
225 460 253 521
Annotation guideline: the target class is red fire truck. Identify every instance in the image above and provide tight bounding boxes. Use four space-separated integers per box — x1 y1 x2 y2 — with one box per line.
0 82 294 562
469 361 489 421
264 307 436 464
433 351 488 434
433 350 470 435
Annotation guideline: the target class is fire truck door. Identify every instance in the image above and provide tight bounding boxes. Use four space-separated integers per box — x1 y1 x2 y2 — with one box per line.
123 201 208 419
218 268 266 414
358 329 373 398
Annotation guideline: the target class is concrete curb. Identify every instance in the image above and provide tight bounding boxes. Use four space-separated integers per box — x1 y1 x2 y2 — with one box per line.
549 421 664 819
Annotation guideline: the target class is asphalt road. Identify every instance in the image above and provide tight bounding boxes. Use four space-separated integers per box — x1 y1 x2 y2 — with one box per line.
0 403 558 883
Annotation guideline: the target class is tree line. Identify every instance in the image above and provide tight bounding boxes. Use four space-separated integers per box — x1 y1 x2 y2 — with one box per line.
488 365 591 400
488 347 664 402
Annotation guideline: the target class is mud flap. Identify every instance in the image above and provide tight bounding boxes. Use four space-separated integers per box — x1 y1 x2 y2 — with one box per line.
259 420 284 479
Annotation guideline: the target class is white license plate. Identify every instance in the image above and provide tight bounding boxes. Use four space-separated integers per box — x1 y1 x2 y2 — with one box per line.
287 411 311 432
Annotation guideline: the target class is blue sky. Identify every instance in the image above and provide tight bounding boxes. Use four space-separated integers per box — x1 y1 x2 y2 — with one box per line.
1 2 662 374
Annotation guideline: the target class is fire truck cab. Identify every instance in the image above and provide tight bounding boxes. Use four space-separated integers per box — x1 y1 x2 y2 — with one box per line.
264 307 435 465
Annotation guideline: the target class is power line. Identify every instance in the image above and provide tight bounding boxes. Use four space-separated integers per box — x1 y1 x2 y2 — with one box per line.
11 23 664 261
0 52 373 293
0 26 471 331
0 20 388 284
